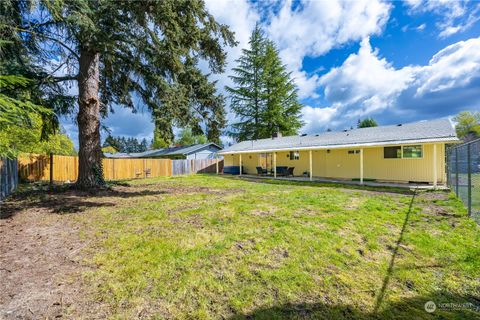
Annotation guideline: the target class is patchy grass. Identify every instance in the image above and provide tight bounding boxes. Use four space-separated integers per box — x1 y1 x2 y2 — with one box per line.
3 175 478 319
69 175 480 319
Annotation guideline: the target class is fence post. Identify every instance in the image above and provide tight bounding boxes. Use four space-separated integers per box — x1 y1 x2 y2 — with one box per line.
49 153 54 185
143 158 147 178
455 148 459 197
467 143 472 217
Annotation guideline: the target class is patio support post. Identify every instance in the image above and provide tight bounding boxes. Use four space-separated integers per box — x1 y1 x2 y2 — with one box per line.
273 152 277 178
215 154 219 175
309 150 313 181
433 144 437 189
360 148 364 185
239 154 242 176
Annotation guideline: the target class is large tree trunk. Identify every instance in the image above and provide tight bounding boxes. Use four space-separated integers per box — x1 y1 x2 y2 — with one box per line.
75 48 105 189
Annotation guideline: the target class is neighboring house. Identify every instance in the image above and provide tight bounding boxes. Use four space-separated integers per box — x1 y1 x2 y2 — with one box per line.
219 119 460 186
104 143 222 160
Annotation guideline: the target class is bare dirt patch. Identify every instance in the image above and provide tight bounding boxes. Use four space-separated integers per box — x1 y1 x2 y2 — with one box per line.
0 183 173 319
0 182 241 319
0 202 89 319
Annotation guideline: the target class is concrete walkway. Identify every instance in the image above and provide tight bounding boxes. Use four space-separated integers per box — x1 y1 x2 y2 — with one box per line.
235 174 449 190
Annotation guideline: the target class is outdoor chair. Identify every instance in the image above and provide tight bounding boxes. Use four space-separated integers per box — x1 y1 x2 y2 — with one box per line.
275 166 289 176
256 166 267 175
287 167 295 177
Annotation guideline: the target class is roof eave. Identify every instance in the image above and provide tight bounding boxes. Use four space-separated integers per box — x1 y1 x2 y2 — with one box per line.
218 137 460 155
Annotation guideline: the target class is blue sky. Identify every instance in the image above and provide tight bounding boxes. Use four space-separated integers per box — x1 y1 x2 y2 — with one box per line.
61 0 480 147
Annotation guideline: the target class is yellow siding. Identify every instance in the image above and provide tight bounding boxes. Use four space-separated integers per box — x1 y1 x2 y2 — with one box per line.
223 143 446 184
363 144 445 183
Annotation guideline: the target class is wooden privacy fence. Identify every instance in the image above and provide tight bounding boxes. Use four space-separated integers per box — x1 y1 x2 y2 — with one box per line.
18 154 172 182
0 158 18 201
172 159 223 175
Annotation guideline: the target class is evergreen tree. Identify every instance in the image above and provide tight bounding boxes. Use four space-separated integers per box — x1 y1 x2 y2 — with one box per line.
227 26 303 141
4 0 235 189
152 123 170 149
226 25 266 141
103 135 120 151
0 5 74 158
103 135 148 153
358 118 378 128
140 138 148 152
260 41 303 137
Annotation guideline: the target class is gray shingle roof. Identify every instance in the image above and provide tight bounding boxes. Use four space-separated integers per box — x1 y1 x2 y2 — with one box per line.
219 119 458 154
104 143 221 158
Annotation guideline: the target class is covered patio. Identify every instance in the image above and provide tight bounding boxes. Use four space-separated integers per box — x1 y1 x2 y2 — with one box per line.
219 144 444 188
231 173 448 190
217 119 457 189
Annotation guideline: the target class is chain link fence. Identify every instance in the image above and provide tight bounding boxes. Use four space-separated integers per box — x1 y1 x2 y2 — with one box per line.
447 138 480 222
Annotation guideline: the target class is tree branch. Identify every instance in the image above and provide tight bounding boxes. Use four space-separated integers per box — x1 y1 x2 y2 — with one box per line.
50 75 78 82
9 26 80 61
20 20 57 30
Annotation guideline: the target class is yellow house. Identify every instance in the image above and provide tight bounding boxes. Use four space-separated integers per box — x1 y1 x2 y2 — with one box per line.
218 119 460 186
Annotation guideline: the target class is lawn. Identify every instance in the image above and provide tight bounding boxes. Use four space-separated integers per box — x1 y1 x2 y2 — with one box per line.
453 172 480 223
2 175 480 319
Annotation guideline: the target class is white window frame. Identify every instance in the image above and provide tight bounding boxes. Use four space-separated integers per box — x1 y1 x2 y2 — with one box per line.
289 151 300 160
384 145 424 159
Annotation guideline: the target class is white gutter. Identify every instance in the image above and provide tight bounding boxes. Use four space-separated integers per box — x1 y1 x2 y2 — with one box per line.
218 137 460 155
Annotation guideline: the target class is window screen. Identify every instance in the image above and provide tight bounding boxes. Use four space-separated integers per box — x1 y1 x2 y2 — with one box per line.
403 145 422 158
384 146 401 158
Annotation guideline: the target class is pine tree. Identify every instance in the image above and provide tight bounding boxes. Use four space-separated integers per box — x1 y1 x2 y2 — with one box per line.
1 6 73 158
139 138 148 152
3 0 235 189
152 121 171 149
260 41 303 137
227 26 303 141
226 25 266 141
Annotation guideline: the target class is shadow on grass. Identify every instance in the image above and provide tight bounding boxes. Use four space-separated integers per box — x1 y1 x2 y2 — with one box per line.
217 174 415 195
227 188 479 319
229 292 480 319
373 190 416 313
0 182 168 218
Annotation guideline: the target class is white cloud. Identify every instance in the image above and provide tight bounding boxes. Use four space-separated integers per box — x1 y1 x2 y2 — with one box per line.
416 37 480 95
203 0 260 127
193 1 393 132
203 0 259 92
300 106 338 133
264 0 391 98
319 38 417 116
404 0 480 38
416 23 426 31
307 36 480 132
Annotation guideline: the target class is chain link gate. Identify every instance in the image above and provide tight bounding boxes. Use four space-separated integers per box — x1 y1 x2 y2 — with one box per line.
447 138 480 222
